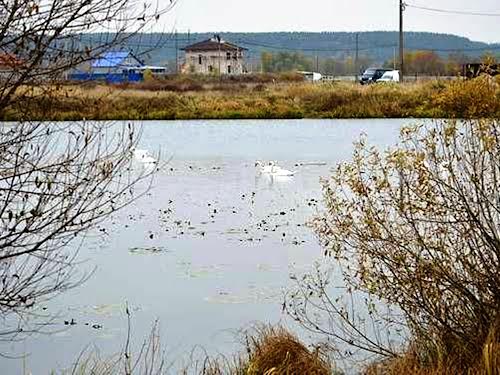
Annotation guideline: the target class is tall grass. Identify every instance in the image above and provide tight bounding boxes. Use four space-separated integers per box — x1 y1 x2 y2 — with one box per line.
63 324 332 375
183 325 333 375
4 77 499 121
61 310 169 375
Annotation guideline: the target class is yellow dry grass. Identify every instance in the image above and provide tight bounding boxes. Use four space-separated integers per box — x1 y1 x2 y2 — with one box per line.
6 77 498 121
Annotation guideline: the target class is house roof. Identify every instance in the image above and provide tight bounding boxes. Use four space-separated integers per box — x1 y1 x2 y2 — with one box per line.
182 38 248 52
0 53 23 69
91 51 143 68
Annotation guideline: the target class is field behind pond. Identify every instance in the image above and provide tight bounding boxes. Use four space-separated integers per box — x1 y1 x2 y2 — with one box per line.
4 75 500 121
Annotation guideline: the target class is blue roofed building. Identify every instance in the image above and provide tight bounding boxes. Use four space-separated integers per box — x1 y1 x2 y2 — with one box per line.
91 51 143 75
69 51 166 83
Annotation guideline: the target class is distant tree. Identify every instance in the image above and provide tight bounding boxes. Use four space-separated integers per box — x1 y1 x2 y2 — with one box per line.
316 55 374 76
260 51 312 73
344 56 354 75
447 52 469 67
356 55 375 73
444 53 467 76
403 51 446 75
481 52 498 66
320 58 341 75
261 52 274 73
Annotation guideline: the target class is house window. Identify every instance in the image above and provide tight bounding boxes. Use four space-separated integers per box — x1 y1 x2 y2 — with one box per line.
226 52 231 60
198 55 202 65
208 65 213 73
227 65 231 74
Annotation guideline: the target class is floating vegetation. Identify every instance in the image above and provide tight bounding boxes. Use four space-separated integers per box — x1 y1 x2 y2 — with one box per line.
204 285 280 304
256 263 281 273
294 161 328 166
129 246 170 255
90 303 124 317
177 262 226 279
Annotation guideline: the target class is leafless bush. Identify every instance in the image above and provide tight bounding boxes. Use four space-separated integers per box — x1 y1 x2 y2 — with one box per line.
0 120 156 340
0 0 177 115
0 0 176 344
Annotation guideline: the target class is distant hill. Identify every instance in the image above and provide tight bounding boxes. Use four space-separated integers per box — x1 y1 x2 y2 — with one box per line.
84 31 500 68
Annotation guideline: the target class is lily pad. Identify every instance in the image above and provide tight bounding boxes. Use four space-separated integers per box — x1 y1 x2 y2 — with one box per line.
177 264 225 279
91 303 123 317
129 246 170 255
204 286 280 304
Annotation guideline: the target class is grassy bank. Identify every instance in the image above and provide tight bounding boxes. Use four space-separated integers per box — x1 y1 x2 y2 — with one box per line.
68 323 498 374
68 325 335 375
3 75 500 121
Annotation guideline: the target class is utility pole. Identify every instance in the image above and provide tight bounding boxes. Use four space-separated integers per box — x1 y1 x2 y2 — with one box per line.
399 0 405 82
175 29 178 74
354 33 359 82
217 34 221 78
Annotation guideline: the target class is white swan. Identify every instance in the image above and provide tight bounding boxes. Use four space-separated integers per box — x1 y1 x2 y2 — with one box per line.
255 161 275 173
270 166 296 177
132 148 157 164
255 161 295 176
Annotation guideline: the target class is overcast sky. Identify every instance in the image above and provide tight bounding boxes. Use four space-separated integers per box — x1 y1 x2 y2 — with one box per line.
164 0 500 43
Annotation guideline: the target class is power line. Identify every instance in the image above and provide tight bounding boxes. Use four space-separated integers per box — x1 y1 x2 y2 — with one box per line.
236 39 396 52
414 45 500 52
236 38 500 53
406 3 500 17
400 0 405 81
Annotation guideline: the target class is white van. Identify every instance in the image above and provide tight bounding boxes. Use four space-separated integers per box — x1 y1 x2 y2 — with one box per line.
298 71 323 82
376 70 400 83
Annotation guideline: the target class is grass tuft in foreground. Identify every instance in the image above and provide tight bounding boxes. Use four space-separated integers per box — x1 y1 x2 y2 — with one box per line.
186 325 333 375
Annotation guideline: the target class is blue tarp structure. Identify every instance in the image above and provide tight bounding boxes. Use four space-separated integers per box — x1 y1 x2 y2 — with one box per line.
91 52 135 68
69 51 145 83
68 72 143 83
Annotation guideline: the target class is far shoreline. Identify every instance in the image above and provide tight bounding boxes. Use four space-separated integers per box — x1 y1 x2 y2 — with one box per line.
2 76 498 121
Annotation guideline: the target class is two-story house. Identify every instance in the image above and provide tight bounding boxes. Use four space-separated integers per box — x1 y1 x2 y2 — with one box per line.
182 36 247 75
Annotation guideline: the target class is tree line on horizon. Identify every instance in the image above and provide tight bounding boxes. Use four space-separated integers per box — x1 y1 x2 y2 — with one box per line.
259 50 498 76
76 31 500 72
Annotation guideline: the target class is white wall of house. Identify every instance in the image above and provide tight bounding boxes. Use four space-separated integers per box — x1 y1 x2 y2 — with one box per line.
185 50 246 75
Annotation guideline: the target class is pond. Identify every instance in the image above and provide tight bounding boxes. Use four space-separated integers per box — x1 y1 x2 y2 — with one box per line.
0 118 416 374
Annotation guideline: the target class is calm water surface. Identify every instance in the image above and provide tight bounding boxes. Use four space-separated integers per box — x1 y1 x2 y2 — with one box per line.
0 119 416 374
